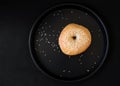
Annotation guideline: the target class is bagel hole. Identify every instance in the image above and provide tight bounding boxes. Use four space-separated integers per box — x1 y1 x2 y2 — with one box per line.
72 36 76 40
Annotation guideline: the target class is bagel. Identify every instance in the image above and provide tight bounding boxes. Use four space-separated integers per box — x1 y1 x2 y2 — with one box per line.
58 23 92 56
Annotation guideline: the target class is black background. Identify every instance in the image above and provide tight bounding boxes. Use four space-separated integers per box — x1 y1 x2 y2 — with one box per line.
0 0 120 86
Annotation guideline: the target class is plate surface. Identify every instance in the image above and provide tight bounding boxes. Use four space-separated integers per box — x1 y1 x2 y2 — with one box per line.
29 3 109 81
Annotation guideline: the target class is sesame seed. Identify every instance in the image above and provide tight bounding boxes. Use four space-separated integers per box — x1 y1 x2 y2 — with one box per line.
97 55 100 58
94 62 97 64
40 33 43 37
57 13 60 15
41 26 44 29
42 50 44 53
70 10 74 13
44 54 46 56
86 69 90 72
48 59 52 63
48 25 51 28
53 49 56 51
48 41 50 44
49 34 51 36
58 10 62 13
85 13 88 15
80 54 83 58
44 33 47 36
78 16 80 19
34 48 37 50
60 74 62 77
52 30 55 32
62 69 66 73
68 70 71 73
36 40 39 42
53 13 56 16
80 62 83 65
45 22 47 24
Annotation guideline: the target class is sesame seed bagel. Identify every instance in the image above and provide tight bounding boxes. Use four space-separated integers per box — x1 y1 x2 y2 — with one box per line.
58 23 92 56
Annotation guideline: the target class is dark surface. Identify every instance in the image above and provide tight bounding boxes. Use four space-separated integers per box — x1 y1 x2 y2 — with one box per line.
30 4 108 81
0 0 120 86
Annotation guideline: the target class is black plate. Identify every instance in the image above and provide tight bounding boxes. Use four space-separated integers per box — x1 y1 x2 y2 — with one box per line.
29 3 109 81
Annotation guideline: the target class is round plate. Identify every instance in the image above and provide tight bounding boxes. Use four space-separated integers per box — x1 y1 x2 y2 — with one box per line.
29 3 109 81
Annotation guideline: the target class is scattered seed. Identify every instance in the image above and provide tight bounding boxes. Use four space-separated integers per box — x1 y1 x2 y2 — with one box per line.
62 69 66 73
68 70 71 73
53 13 56 16
44 33 47 36
70 10 74 13
86 69 90 72
49 34 51 36
85 13 88 15
41 26 44 29
38 44 40 46
60 74 62 77
44 54 46 56
48 59 52 63
48 25 51 28
94 62 97 64
45 22 47 24
53 49 56 51
48 41 50 44
58 10 62 13
42 50 44 53
97 55 100 58
36 40 39 42
80 54 83 58
57 13 60 15
80 62 83 65
52 30 55 33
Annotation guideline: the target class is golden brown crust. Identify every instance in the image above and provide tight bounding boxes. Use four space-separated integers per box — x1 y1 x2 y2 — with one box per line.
58 23 92 56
